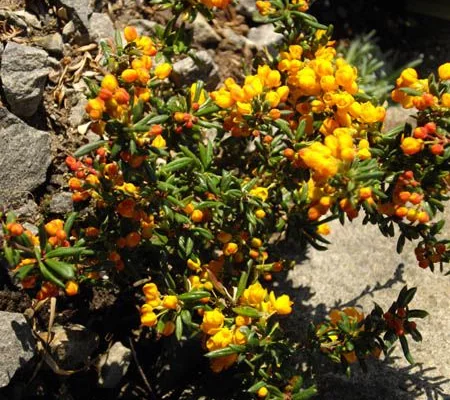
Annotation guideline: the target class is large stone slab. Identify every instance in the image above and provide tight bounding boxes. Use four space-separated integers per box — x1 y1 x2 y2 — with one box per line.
0 108 52 203
285 209 450 399
0 42 49 117
0 311 35 388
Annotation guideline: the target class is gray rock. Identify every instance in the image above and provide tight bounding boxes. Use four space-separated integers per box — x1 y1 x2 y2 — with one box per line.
285 208 450 399
42 324 99 370
69 94 88 128
58 0 93 39
62 21 76 40
219 27 252 51
34 33 64 56
97 342 132 388
236 0 257 17
171 50 220 90
0 109 52 203
191 14 220 46
0 311 36 388
127 19 158 36
13 10 42 30
0 42 49 117
88 12 115 42
48 192 74 214
247 24 283 55
384 106 417 132
13 200 40 221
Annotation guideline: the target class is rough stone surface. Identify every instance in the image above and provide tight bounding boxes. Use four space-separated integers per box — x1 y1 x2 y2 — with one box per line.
285 208 450 399
219 27 252 51
384 106 418 132
172 50 220 90
97 342 132 388
1 42 49 117
0 108 52 203
58 0 92 35
236 0 257 17
191 14 221 46
62 21 76 40
247 24 283 55
0 311 35 388
88 12 115 42
68 93 88 128
13 10 42 29
34 33 64 56
48 192 74 214
41 324 99 370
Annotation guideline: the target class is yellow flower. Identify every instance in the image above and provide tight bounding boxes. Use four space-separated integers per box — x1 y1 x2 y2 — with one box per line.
265 91 280 108
316 223 331 235
154 63 172 79
223 242 239 256
236 101 252 115
442 93 450 107
401 137 423 155
101 74 119 92
190 82 207 105
257 387 268 398
162 295 178 310
141 311 157 327
143 283 159 299
151 135 166 148
232 327 247 345
206 327 233 351
271 293 293 315
201 309 225 334
241 282 267 307
213 89 234 108
187 258 201 271
255 209 266 219
210 354 238 373
249 186 269 202
438 63 450 80
398 68 418 86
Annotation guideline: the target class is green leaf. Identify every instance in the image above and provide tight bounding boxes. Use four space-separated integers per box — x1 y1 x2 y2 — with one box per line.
248 381 266 393
179 145 203 169
15 263 35 280
407 309 428 319
39 261 65 288
132 100 144 123
74 141 107 158
45 247 94 259
175 314 183 340
64 212 78 237
400 335 414 364
236 271 248 301
399 87 422 96
402 287 417 307
396 234 406 254
44 259 75 280
292 386 318 400
232 306 263 318
178 290 210 301
191 227 214 240
133 114 170 128
194 104 220 117
204 345 245 358
161 157 193 173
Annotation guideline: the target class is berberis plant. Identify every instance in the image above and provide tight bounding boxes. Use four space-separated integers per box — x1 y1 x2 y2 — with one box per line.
1 0 450 398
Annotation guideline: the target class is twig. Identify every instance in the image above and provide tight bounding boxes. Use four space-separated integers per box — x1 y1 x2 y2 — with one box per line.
128 336 157 400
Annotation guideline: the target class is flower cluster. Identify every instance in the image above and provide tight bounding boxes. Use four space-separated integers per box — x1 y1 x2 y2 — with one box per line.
1 10 449 397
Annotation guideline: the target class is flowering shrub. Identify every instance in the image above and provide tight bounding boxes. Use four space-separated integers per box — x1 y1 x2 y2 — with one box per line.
1 1 450 398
